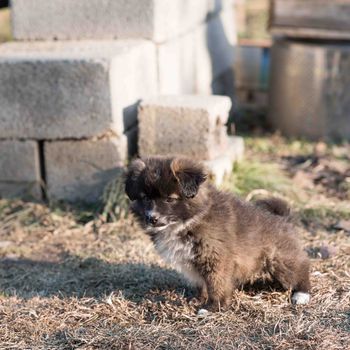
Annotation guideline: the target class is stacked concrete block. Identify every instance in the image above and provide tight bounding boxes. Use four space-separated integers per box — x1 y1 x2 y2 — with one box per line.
1 0 238 202
158 32 197 94
0 40 156 201
156 0 237 96
138 95 244 185
0 40 157 139
45 137 127 202
0 140 41 200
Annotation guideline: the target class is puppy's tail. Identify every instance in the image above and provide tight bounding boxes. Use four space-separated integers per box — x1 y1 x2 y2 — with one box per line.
254 197 291 217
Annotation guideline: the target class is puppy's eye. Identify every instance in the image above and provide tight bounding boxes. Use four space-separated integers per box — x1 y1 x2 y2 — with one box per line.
166 197 177 203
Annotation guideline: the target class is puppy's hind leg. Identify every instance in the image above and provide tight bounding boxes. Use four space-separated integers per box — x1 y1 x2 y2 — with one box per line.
271 256 311 305
291 258 311 305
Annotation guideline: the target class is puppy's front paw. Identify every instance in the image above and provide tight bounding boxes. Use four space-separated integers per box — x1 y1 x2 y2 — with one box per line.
292 292 310 305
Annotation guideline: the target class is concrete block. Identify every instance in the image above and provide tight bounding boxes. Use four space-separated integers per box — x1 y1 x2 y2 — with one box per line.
195 9 237 94
158 31 196 94
12 0 215 43
45 136 127 202
0 140 41 199
0 40 157 139
138 95 232 160
204 136 244 186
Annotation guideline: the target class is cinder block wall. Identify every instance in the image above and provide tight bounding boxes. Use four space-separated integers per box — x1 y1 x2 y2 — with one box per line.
0 0 237 202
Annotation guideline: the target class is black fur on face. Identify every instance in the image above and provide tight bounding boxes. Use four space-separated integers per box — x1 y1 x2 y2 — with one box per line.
125 156 207 229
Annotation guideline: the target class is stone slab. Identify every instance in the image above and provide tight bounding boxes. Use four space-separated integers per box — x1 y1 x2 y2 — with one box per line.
45 136 127 202
195 9 237 94
138 95 232 160
204 136 244 186
12 0 233 43
0 40 157 139
0 140 41 199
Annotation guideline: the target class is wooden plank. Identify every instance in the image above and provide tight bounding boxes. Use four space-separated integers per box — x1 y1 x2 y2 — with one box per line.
271 27 350 40
270 0 350 38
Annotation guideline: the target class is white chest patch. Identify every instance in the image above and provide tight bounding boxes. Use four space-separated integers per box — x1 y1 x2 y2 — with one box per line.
153 226 195 269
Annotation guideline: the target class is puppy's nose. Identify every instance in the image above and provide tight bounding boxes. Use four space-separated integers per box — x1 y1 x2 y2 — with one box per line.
146 213 158 225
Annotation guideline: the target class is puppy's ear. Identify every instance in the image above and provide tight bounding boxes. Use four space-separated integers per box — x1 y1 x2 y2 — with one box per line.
125 159 146 200
170 158 207 198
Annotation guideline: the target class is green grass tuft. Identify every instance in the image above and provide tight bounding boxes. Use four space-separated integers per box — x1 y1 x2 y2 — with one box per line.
223 160 293 198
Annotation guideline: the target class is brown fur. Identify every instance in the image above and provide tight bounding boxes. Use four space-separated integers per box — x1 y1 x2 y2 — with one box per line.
125 156 311 311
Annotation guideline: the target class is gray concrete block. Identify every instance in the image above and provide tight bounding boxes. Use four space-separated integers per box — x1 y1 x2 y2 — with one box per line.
204 136 244 186
45 136 127 203
0 40 157 139
138 95 232 160
0 140 41 199
11 0 225 43
195 9 237 94
158 31 196 94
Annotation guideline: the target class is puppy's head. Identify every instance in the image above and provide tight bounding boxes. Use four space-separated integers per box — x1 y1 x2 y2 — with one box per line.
125 156 207 230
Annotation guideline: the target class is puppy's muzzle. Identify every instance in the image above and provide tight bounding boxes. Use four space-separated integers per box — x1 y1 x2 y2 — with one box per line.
145 212 159 226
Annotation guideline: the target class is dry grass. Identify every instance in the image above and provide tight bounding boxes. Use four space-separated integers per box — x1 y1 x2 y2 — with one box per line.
1 136 350 349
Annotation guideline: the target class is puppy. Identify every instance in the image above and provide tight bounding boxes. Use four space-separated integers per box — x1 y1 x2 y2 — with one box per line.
125 156 311 311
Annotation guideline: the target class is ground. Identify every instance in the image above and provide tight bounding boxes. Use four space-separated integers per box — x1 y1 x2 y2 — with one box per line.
0 135 349 350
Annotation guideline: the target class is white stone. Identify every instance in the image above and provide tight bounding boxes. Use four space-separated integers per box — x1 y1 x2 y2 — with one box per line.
0 40 157 139
0 140 41 199
138 95 232 160
45 136 127 202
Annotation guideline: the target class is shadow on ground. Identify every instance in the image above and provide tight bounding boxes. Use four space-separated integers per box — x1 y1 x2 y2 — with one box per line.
0 255 195 302
0 254 286 303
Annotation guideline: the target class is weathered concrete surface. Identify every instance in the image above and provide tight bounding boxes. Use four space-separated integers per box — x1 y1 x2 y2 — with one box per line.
45 136 127 202
0 40 157 139
0 140 41 199
12 0 233 42
138 95 232 159
204 136 244 186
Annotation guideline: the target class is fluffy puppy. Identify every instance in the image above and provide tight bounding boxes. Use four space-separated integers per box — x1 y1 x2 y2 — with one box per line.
125 156 311 311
